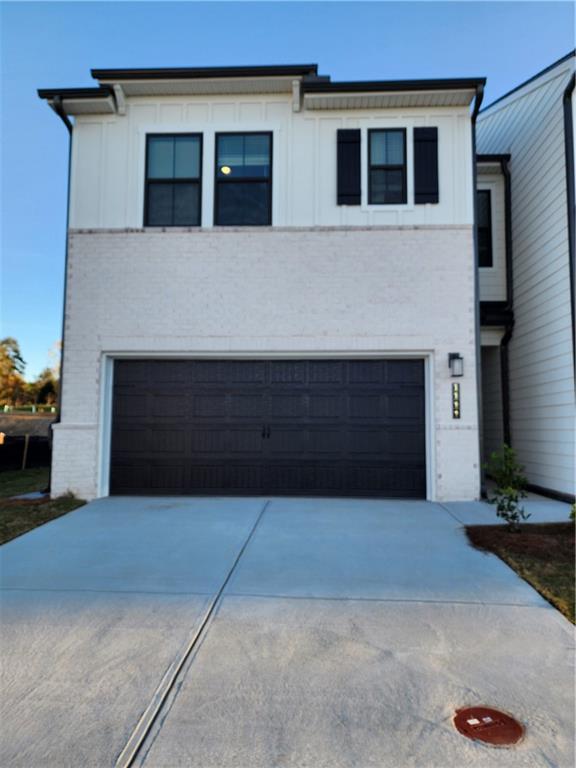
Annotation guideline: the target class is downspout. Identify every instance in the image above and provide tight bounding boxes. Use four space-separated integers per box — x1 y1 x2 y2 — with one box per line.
562 72 575 374
47 96 73 494
471 82 485 498
499 155 514 446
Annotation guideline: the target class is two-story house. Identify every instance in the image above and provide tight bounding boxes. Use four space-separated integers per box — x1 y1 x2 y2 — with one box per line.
39 64 487 501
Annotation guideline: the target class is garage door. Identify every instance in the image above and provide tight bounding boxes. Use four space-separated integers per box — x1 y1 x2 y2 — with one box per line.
110 359 426 497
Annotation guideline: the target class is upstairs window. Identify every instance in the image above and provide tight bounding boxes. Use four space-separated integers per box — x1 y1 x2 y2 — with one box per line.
477 190 493 267
215 133 272 225
368 129 407 204
145 135 202 226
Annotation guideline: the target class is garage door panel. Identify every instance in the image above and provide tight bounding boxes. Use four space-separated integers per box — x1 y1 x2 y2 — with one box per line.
386 360 425 385
110 359 426 497
309 361 345 384
388 393 424 419
270 394 307 418
348 360 385 384
193 394 228 418
151 393 185 418
189 464 264 491
309 394 343 419
348 430 387 456
349 394 383 419
270 361 308 385
228 428 265 454
229 394 267 419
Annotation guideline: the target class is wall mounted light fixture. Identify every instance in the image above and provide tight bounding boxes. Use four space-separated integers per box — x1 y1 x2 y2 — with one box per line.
448 353 464 377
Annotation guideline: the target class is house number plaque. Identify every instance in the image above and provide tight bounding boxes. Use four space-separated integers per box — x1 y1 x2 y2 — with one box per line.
452 383 461 419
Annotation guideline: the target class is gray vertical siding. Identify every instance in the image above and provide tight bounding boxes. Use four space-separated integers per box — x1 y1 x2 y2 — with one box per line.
478 56 575 496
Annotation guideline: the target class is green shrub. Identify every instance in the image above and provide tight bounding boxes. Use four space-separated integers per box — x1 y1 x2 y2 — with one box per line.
570 503 575 522
485 444 529 532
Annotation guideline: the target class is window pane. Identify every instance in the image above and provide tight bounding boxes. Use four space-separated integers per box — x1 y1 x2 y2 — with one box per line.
174 137 200 179
216 182 270 225
244 135 270 176
477 190 491 227
218 135 244 169
217 134 270 178
173 183 200 225
370 169 405 204
478 230 492 267
148 137 174 179
371 131 404 166
147 183 174 225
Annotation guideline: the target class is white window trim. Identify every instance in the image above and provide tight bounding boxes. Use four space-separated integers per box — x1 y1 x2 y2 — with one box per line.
98 350 436 501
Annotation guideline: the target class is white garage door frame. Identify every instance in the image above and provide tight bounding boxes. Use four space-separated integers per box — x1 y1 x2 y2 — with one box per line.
97 351 436 500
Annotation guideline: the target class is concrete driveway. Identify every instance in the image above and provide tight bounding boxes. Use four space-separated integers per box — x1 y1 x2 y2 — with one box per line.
0 497 573 767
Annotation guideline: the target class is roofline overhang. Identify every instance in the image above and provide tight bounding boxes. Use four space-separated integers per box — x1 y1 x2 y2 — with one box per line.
480 49 575 114
302 77 486 95
476 153 511 163
38 86 114 100
91 64 319 81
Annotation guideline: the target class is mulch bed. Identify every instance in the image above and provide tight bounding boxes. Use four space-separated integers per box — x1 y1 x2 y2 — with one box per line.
466 523 575 623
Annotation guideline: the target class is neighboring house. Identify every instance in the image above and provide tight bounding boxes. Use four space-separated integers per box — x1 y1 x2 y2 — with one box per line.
38 64 488 502
477 51 576 501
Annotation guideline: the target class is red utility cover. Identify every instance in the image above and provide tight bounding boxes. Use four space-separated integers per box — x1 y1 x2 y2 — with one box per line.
454 707 524 747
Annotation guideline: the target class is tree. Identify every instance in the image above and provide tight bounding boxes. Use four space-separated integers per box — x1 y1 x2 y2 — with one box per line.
32 367 59 405
0 337 27 405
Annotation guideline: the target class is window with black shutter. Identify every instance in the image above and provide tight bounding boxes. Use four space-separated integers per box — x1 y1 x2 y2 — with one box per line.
413 127 439 204
145 134 202 226
477 190 493 267
337 129 361 205
368 129 407 204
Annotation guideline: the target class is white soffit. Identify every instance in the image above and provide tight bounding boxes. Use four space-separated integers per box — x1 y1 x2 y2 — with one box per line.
54 96 116 115
477 162 503 175
480 328 506 346
303 89 475 110
100 77 296 97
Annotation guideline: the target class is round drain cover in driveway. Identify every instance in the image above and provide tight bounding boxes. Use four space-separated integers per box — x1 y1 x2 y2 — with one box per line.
454 707 524 747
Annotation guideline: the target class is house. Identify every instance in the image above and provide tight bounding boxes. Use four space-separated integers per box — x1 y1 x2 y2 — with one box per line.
39 64 490 502
477 51 575 501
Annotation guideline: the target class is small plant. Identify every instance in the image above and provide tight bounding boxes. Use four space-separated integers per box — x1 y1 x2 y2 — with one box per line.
570 503 575 522
485 444 529 532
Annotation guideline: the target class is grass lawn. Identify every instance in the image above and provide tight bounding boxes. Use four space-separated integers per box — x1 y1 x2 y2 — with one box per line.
466 522 575 623
0 467 50 498
0 468 85 545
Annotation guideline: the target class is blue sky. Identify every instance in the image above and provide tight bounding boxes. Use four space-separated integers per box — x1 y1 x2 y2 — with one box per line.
1 1 574 380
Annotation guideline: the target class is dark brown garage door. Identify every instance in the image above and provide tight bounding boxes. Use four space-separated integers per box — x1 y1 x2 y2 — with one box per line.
110 359 426 497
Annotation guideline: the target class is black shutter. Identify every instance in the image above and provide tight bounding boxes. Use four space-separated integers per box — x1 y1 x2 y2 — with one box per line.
414 127 439 204
337 129 361 205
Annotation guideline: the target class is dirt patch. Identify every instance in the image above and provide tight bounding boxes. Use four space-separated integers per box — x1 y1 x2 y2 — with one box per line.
0 414 56 437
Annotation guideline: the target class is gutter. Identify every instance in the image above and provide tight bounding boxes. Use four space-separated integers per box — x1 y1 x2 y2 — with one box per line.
563 72 575 374
499 155 514 446
46 96 73 495
471 83 485 498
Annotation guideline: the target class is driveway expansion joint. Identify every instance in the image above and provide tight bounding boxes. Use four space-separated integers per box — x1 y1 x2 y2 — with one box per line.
114 499 271 768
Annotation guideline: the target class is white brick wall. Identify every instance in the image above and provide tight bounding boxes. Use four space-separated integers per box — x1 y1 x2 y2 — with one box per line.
52 226 480 501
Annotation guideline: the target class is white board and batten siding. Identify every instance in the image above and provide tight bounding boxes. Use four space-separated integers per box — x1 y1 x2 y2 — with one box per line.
477 169 507 302
69 94 475 230
477 54 576 496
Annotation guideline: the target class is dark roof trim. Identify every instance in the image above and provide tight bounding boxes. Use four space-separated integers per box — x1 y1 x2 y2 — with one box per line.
92 64 319 81
38 86 114 100
476 153 511 163
303 77 485 94
481 49 575 113
480 301 514 327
